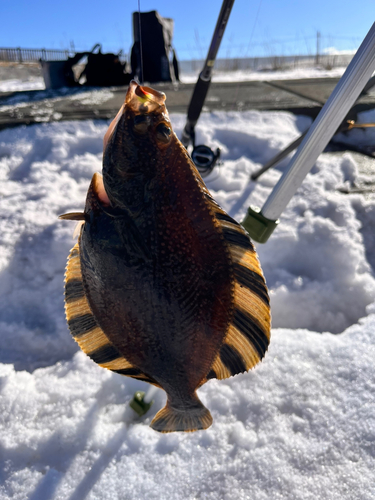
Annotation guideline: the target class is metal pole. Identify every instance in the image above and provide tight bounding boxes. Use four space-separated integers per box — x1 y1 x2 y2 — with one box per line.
251 72 375 181
250 133 306 181
242 22 375 243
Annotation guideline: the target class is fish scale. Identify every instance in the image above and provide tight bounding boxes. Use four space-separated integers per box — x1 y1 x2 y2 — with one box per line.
61 80 271 433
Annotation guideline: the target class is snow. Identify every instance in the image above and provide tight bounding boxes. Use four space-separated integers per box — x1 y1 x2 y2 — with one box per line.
0 75 375 499
0 77 45 93
1 321 374 500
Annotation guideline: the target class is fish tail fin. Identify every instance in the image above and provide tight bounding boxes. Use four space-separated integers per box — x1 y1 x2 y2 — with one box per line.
150 393 213 433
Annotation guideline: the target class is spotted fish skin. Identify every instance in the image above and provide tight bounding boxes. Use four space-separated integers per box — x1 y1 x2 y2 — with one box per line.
63 81 271 433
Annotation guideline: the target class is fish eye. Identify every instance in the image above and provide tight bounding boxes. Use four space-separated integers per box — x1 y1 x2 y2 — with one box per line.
133 114 150 134
155 123 172 144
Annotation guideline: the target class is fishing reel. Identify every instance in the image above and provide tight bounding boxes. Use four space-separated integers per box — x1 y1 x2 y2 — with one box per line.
191 145 221 178
181 123 221 177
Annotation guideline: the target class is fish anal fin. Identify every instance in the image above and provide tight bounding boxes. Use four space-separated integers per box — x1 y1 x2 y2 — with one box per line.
208 340 249 380
210 352 231 380
206 313 270 382
229 244 263 275
233 282 271 340
225 324 262 369
150 393 212 433
64 243 141 378
202 211 271 382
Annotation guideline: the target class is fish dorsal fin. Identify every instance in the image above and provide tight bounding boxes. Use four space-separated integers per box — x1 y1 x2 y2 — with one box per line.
200 205 271 383
64 243 159 387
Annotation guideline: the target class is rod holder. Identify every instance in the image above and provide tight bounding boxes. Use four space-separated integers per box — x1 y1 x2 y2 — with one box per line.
129 391 154 417
242 206 279 244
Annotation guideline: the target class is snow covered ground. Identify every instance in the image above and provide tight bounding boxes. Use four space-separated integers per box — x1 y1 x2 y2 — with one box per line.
0 77 45 93
0 77 375 499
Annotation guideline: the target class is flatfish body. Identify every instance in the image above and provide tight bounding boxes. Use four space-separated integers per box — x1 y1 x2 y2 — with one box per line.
62 81 271 433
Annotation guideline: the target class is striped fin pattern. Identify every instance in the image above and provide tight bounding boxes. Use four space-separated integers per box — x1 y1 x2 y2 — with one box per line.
200 194 271 381
64 243 158 384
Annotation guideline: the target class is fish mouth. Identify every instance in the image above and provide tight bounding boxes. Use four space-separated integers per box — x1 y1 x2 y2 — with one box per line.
125 80 166 114
103 80 167 150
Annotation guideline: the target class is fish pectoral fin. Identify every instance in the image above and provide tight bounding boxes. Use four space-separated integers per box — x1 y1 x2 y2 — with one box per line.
150 393 212 433
59 212 87 221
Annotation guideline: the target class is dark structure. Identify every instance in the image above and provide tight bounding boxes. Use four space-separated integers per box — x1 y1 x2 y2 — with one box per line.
78 44 131 87
41 44 131 89
131 11 179 83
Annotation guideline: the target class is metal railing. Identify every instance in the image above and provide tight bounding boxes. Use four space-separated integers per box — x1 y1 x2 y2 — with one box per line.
0 47 71 63
179 53 355 73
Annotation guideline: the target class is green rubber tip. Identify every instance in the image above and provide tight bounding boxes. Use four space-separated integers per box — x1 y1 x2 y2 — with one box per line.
129 391 154 417
241 206 279 244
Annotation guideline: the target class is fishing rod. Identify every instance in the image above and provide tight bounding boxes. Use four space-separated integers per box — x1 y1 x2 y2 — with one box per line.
181 0 235 177
242 21 375 244
250 74 375 181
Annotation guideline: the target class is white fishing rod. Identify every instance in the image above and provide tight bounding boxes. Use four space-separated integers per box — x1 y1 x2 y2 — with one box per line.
242 21 375 243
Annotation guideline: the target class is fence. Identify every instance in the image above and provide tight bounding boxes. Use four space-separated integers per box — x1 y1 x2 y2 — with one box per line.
1 46 355 72
179 53 355 74
0 47 71 63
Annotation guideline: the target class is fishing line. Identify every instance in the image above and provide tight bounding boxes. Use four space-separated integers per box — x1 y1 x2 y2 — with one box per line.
230 0 263 113
137 0 144 84
244 0 263 57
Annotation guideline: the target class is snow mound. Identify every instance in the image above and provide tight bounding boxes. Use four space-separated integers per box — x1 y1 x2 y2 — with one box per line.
1 318 374 500
1 107 375 499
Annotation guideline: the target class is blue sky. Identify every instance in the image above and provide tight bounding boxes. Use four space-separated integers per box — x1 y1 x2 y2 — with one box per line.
1 0 374 60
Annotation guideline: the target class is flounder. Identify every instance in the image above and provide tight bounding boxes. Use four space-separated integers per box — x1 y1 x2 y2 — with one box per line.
61 81 271 433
